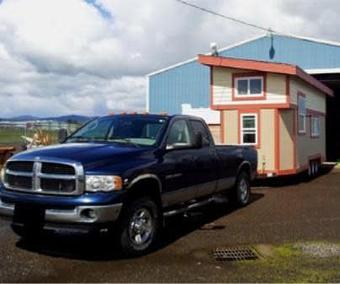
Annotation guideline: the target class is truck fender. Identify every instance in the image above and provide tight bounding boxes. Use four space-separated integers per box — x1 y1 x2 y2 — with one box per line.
237 161 252 177
126 174 162 192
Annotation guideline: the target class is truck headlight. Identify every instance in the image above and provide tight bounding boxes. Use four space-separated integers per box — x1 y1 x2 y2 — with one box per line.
85 175 123 192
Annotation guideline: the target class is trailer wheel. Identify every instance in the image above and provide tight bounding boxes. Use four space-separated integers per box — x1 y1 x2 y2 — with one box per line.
308 162 313 177
308 159 320 178
314 160 320 176
313 161 317 176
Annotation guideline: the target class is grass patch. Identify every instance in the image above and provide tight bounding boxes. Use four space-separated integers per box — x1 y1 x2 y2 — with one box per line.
231 242 340 283
335 159 340 168
274 243 300 258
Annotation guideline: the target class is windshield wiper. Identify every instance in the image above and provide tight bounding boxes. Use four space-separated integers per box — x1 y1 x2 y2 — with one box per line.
67 136 106 143
108 138 140 147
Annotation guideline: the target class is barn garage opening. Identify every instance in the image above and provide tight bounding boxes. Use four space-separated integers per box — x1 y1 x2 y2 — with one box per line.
314 73 340 161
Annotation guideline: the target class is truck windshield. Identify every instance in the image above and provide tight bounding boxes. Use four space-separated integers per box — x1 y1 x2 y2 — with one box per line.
66 116 167 146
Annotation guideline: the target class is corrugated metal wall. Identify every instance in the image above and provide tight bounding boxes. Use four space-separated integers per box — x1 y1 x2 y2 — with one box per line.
149 61 210 114
148 34 340 114
222 35 340 69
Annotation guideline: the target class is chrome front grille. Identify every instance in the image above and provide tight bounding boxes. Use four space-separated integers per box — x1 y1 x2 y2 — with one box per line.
7 161 33 172
7 174 32 189
4 159 85 195
41 163 76 175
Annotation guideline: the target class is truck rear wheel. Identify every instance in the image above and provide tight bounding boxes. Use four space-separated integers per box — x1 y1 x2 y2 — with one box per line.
118 197 160 256
230 171 251 207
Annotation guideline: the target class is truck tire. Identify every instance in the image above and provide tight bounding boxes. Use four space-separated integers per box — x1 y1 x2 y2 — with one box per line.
230 171 251 207
11 224 42 241
118 197 160 256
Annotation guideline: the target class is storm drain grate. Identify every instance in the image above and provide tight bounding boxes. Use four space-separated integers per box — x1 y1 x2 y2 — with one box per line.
213 247 259 262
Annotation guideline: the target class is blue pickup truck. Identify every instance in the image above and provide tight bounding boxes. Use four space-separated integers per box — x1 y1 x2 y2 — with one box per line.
0 114 257 255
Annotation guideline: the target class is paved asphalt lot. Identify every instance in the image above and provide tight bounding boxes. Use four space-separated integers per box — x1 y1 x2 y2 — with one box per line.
0 168 339 282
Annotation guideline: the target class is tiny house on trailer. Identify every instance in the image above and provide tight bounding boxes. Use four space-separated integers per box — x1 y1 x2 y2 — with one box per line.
198 55 333 177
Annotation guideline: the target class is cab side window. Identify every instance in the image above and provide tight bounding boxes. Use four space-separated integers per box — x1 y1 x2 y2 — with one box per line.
166 120 192 149
190 120 212 146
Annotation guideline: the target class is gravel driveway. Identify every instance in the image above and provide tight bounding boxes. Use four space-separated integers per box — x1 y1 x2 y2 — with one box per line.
0 167 339 282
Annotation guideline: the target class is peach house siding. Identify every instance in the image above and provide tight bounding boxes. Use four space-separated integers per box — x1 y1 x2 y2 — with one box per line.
222 109 275 173
266 73 287 104
208 125 221 144
279 110 295 171
296 116 326 168
290 78 326 169
258 109 276 172
223 110 238 144
212 67 235 105
212 67 287 106
290 78 326 113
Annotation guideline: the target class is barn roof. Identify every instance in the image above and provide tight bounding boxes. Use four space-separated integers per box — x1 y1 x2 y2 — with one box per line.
198 55 334 97
148 33 340 77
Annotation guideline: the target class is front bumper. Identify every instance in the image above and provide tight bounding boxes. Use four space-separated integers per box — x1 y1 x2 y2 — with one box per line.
0 199 123 225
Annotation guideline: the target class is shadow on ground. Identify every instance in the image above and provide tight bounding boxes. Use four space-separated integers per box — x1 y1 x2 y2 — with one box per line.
253 164 335 188
16 193 264 261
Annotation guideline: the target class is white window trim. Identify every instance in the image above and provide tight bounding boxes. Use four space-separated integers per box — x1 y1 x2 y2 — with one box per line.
298 95 306 134
240 113 258 146
235 76 264 98
311 116 320 137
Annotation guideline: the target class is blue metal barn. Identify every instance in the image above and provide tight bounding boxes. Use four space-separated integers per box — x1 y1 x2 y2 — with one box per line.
147 33 340 113
147 33 340 160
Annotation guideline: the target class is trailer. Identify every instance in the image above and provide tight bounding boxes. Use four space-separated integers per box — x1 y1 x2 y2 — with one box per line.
199 55 333 177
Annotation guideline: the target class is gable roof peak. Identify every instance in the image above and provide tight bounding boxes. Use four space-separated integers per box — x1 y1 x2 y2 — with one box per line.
198 54 333 97
147 32 340 77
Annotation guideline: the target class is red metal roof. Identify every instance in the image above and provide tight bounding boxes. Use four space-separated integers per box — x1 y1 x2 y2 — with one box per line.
198 55 333 97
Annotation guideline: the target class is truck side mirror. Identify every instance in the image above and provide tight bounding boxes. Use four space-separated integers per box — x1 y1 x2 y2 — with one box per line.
193 132 203 149
58 128 68 143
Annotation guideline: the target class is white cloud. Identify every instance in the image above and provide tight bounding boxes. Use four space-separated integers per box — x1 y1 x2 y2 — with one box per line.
0 72 146 117
0 0 340 117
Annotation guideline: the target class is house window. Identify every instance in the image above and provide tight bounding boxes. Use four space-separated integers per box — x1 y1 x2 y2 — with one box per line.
311 116 320 137
241 114 257 145
298 95 306 134
235 77 263 97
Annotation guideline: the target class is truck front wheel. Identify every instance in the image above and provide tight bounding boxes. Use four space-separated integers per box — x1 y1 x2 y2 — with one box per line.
118 197 160 256
11 223 42 241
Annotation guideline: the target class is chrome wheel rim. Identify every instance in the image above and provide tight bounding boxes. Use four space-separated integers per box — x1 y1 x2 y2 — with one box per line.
239 178 249 202
128 208 153 247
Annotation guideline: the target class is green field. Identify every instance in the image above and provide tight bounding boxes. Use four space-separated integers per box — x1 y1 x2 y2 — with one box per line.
0 127 58 146
0 123 82 146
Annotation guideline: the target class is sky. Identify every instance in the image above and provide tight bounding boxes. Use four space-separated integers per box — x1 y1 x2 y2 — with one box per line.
0 0 340 118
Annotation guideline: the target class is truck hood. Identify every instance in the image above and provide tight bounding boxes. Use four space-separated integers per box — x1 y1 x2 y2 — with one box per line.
11 143 152 171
